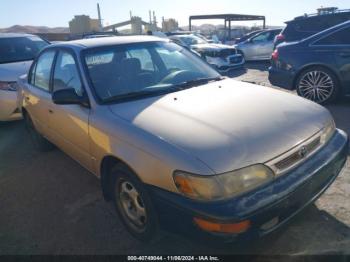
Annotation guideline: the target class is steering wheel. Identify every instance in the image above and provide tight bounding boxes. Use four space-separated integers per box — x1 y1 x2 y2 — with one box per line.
160 70 203 85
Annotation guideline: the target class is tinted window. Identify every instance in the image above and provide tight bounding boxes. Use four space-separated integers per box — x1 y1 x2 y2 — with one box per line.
32 51 55 91
0 36 49 64
316 27 350 45
53 51 83 96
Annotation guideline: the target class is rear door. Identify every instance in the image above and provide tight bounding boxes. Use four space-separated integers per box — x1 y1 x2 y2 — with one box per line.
48 49 92 171
249 31 274 59
313 26 350 94
24 50 56 136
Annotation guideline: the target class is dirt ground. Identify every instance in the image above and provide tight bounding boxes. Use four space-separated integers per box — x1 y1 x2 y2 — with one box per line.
0 62 349 256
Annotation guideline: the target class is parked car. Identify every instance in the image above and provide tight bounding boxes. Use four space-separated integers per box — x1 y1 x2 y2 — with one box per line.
169 34 244 72
234 29 282 61
274 9 350 47
18 36 348 242
234 29 265 44
0 33 49 121
269 21 350 104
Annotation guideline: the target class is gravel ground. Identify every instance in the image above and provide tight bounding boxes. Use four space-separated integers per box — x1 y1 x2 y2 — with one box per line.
0 62 349 256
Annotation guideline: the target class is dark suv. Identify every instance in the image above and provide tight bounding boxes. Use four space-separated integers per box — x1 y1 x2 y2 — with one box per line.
269 21 350 104
274 9 350 47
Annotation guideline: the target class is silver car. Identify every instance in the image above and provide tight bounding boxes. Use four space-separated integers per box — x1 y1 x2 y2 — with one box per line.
0 33 49 121
170 34 244 72
235 29 282 61
18 36 348 241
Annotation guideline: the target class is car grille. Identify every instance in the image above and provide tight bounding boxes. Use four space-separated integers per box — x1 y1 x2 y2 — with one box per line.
218 49 237 57
273 136 321 173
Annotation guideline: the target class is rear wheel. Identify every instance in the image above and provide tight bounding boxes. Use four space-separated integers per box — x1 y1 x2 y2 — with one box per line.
111 164 159 241
296 67 340 104
24 113 54 151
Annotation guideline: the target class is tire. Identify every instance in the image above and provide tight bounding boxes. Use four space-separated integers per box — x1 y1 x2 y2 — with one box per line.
295 66 340 104
111 164 159 241
24 113 54 152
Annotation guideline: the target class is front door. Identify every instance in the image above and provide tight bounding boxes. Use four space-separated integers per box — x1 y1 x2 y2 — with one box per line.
48 50 92 171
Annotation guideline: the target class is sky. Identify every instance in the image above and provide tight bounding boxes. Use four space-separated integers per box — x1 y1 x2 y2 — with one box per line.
0 0 348 28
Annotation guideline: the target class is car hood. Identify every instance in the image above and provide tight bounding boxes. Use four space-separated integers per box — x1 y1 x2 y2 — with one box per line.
108 79 331 174
0 60 32 82
191 43 236 51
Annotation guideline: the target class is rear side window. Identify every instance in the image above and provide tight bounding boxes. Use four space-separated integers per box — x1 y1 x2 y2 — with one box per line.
315 27 350 45
53 51 83 96
31 51 56 91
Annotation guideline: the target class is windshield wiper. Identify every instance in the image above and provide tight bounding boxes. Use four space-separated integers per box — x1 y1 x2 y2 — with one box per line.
103 89 166 103
173 76 224 90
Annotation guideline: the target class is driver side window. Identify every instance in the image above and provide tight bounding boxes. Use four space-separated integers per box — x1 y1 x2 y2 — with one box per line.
252 32 270 43
53 51 83 96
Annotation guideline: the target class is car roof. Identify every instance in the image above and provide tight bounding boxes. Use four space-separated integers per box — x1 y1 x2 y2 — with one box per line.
50 35 168 50
305 20 350 41
0 33 37 38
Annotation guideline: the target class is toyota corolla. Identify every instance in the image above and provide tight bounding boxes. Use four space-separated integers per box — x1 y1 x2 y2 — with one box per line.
18 36 348 242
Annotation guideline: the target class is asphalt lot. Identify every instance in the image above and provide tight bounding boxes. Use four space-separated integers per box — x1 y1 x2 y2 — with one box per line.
0 62 349 256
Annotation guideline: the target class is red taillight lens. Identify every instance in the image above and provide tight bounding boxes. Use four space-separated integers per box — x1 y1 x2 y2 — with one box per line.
271 49 279 61
276 34 285 41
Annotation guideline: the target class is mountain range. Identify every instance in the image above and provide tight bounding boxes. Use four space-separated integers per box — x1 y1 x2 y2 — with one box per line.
0 25 69 34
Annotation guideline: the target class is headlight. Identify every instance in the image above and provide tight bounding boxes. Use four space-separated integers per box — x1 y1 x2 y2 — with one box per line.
173 164 274 201
320 119 336 145
0 81 17 91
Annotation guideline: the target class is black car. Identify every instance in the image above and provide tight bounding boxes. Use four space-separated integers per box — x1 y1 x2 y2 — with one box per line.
269 21 350 104
274 9 350 47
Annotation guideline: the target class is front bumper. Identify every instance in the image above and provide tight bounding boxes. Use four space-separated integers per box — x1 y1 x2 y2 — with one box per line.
148 129 348 242
207 54 245 72
268 66 295 90
0 90 22 121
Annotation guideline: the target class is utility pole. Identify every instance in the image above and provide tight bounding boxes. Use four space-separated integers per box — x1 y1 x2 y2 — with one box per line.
97 3 103 31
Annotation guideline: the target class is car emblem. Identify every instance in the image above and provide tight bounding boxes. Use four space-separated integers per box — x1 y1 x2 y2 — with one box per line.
298 146 308 158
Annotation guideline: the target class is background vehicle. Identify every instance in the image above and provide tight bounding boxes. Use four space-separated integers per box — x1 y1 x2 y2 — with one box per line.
234 29 265 44
269 21 350 104
18 36 348 242
234 29 282 61
274 8 350 47
170 34 244 72
0 33 49 121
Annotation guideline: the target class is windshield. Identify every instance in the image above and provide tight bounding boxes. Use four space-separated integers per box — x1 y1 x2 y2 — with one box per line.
0 36 49 64
83 41 221 103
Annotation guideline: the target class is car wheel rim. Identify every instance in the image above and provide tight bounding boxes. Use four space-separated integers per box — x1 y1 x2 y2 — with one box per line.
298 71 334 103
119 180 147 229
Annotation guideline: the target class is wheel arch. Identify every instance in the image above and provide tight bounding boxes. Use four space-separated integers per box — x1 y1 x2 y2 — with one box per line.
100 155 142 201
293 63 342 91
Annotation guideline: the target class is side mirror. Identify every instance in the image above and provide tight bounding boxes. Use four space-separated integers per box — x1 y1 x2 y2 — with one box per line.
52 88 89 107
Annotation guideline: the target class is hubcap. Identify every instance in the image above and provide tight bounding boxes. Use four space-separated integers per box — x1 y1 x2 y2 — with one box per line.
119 181 147 229
298 71 334 103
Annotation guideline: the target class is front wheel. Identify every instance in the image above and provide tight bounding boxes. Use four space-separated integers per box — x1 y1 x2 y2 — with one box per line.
111 164 159 241
296 67 340 104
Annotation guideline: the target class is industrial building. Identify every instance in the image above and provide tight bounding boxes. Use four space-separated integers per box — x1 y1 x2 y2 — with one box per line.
69 15 102 35
162 18 179 32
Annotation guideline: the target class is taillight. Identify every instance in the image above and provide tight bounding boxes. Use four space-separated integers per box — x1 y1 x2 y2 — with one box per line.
276 34 285 42
271 49 279 61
